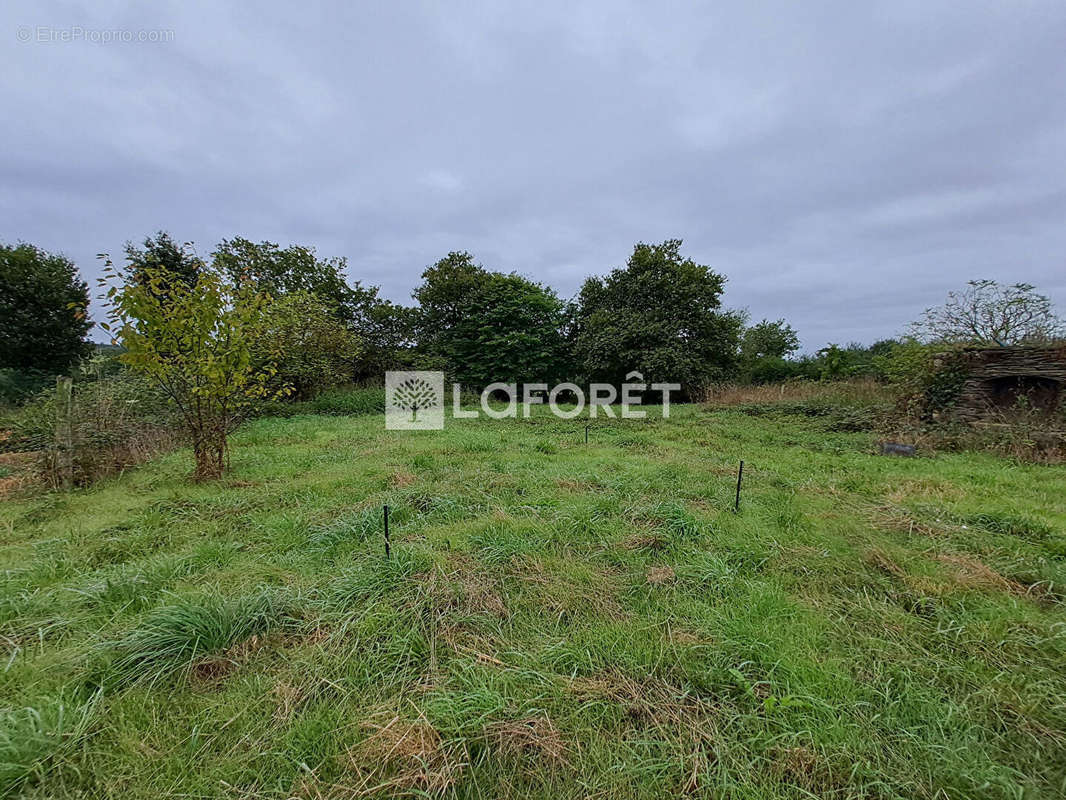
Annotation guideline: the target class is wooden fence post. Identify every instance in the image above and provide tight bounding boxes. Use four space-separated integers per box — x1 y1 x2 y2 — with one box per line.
55 376 73 490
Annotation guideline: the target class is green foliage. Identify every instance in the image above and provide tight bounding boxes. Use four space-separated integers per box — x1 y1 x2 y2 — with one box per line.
740 318 799 362
0 242 92 374
770 339 901 383
212 237 357 322
212 237 415 380
415 251 570 388
100 257 282 480
253 385 386 418
0 369 52 406
253 291 361 399
874 339 967 415
355 298 419 379
123 232 203 305
308 386 386 415
571 240 742 394
738 318 801 384
814 343 850 379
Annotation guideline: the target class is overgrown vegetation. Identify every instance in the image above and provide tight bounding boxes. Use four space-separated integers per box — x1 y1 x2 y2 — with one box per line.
1 406 1063 797
1 362 178 487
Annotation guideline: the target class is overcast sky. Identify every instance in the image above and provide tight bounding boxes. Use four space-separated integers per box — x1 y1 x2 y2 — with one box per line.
4 1 1065 350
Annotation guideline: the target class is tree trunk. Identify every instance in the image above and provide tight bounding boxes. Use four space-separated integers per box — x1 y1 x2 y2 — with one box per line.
192 431 226 480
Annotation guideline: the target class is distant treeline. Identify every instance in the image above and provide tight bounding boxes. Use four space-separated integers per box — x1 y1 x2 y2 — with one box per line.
1 234 909 405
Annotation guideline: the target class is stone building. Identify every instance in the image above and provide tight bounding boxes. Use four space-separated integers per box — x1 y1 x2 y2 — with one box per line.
951 345 1066 421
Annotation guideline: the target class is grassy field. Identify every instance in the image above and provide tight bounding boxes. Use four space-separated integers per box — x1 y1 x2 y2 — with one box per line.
1 403 1064 798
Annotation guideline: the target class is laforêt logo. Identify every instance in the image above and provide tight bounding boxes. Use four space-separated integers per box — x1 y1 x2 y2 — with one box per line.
385 371 679 430
385 371 445 429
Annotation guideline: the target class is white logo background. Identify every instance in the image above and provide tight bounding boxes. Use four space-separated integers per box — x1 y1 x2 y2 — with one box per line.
385 371 445 430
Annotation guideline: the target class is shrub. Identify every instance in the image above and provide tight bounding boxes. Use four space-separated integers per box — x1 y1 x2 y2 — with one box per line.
873 340 968 417
252 291 362 399
2 370 178 486
309 386 386 415
101 256 282 480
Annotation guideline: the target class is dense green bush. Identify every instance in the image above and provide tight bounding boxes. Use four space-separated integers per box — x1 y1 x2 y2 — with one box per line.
0 369 52 406
571 240 742 395
252 291 361 399
0 242 92 375
872 340 968 417
309 386 386 415
254 385 386 418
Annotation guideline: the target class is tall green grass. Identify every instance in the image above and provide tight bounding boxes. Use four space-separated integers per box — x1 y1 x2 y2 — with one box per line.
0 405 1063 797
95 587 299 688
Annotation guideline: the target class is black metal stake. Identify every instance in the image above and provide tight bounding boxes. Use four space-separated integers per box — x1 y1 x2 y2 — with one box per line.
383 504 391 559
585 424 590 444
734 460 744 513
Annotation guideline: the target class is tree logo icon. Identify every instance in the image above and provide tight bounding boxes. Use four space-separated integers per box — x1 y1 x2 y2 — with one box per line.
394 376 436 422
385 371 445 430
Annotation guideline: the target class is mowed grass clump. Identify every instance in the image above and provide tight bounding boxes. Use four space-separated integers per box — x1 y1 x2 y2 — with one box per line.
0 405 1063 797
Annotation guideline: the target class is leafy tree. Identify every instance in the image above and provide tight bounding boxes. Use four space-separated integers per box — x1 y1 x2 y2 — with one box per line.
212 237 408 379
124 232 203 303
815 343 850 379
252 291 361 399
739 318 800 384
741 319 800 361
414 252 569 388
912 280 1064 346
357 298 419 379
414 252 486 351
100 257 282 480
212 238 358 322
571 240 742 394
0 242 92 374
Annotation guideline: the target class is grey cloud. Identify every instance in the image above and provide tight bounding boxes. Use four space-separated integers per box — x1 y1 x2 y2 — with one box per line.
3 0 1064 350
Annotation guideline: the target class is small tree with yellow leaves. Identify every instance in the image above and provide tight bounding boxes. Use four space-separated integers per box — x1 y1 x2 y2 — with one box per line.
99 254 284 480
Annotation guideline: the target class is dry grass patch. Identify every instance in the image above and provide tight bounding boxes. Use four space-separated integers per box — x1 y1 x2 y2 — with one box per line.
484 715 568 765
935 553 1027 595
434 555 509 618
345 712 468 797
622 531 668 551
516 558 628 621
864 548 907 580
389 470 416 488
646 565 676 585
865 502 946 538
189 632 281 684
769 745 843 795
703 377 888 407
885 478 966 505
272 681 305 722
568 671 721 737
0 451 37 498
